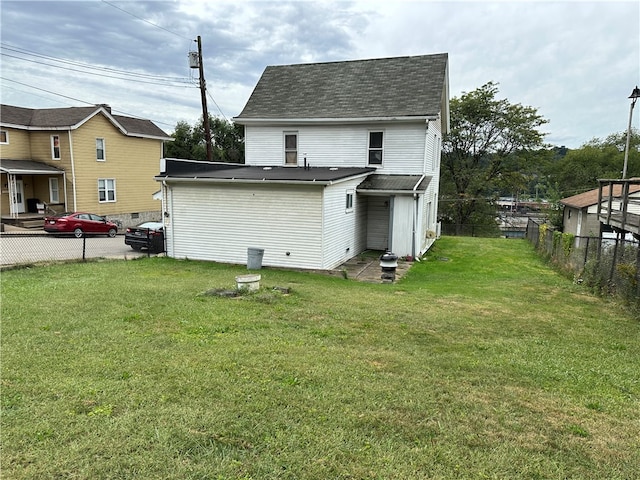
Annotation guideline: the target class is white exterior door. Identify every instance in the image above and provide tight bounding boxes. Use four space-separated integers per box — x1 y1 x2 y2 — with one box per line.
12 179 25 214
366 196 390 250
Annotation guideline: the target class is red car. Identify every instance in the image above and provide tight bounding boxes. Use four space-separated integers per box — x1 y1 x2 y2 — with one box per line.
44 212 118 238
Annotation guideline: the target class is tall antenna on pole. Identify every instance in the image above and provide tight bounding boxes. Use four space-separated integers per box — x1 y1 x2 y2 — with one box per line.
191 35 213 162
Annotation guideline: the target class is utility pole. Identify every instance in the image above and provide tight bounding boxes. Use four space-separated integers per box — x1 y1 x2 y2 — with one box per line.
195 35 213 162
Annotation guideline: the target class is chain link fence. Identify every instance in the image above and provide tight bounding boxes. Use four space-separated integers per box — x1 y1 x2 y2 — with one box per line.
526 218 640 309
0 232 152 267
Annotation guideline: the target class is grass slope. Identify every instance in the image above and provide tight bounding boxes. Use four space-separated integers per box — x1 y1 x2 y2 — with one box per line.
1 237 638 479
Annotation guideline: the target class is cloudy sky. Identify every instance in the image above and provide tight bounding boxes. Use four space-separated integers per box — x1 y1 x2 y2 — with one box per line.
1 0 638 148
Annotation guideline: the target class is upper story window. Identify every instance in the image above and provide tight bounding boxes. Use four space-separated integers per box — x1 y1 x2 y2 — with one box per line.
368 131 383 165
0 130 8 144
51 135 61 160
98 178 116 203
284 133 297 166
96 138 105 161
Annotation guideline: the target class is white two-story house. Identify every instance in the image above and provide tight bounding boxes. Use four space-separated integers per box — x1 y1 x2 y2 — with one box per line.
157 54 449 270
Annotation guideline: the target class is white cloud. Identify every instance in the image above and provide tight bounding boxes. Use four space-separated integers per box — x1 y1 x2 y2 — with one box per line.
0 0 638 147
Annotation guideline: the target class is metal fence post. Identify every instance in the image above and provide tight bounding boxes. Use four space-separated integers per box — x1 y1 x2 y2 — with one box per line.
82 235 87 261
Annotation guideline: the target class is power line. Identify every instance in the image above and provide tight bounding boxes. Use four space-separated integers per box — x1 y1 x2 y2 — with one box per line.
0 77 177 128
206 89 228 121
1 46 196 89
101 0 194 42
0 84 72 107
1 43 191 82
1 77 97 106
2 52 197 88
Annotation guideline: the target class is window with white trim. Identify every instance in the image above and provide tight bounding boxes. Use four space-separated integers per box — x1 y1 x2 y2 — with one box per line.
0 130 8 144
345 190 354 212
49 177 60 203
98 178 116 202
51 135 61 160
284 132 297 165
96 138 105 161
368 131 383 165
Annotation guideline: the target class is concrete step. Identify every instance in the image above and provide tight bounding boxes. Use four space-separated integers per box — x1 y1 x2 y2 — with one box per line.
18 219 44 229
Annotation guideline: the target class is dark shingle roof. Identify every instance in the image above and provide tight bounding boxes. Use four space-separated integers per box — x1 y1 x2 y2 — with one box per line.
235 54 448 120
0 104 170 139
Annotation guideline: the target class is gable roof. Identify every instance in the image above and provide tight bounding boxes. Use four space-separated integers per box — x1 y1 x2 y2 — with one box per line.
234 54 449 124
560 183 640 209
0 104 170 140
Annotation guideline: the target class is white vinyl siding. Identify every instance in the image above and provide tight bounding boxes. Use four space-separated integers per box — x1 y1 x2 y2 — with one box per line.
244 123 427 174
166 183 325 269
321 178 367 269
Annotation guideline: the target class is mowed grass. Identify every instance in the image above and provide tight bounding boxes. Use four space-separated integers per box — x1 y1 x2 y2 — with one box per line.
1 237 638 479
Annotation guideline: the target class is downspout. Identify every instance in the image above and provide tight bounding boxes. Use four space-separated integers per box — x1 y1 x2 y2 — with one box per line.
388 196 395 252
423 119 430 172
68 130 77 211
62 171 68 212
162 180 173 257
412 174 426 259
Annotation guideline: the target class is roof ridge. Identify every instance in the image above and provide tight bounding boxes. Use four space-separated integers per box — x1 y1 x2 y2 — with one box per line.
271 52 448 69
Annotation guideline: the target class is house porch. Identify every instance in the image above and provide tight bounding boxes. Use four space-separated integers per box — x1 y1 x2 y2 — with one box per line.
597 179 640 237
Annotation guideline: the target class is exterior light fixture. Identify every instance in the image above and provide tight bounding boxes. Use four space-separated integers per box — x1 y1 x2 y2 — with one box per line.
622 86 640 179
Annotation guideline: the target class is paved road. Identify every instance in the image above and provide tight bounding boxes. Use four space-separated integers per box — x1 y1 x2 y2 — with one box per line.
0 233 149 266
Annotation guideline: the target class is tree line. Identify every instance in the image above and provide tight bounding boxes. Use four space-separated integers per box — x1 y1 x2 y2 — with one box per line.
164 83 639 231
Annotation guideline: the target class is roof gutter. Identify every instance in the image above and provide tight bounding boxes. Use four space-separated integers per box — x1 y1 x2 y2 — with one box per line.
155 176 332 186
357 189 422 196
154 172 373 187
0 169 64 175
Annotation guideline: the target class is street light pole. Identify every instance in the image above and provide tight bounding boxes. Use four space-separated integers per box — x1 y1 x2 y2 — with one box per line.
622 86 640 179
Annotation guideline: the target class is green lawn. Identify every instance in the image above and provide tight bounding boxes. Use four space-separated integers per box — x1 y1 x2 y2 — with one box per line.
1 237 638 479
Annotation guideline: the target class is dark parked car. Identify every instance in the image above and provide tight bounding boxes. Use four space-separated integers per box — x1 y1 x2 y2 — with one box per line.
44 212 118 238
124 221 164 253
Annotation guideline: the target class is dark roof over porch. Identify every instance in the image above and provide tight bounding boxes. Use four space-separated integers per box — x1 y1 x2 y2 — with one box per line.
357 174 432 194
0 159 64 175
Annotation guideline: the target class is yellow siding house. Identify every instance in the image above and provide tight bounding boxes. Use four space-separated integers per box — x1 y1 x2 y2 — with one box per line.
0 104 171 228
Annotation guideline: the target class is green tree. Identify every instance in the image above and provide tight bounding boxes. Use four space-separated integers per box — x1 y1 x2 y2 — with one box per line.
440 82 548 230
164 116 244 163
546 130 640 197
165 120 199 159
